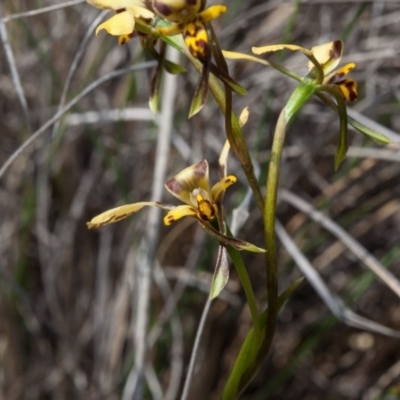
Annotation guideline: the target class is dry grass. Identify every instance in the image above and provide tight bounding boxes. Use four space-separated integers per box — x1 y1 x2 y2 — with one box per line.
1 1 400 399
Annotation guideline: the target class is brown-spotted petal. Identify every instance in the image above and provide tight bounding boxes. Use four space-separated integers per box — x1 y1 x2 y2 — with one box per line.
87 201 169 229
211 175 237 203
165 160 210 204
163 205 198 226
309 40 343 75
324 62 356 85
335 78 358 102
152 0 201 22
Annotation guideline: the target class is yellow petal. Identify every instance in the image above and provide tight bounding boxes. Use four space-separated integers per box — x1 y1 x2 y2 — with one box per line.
336 78 358 102
211 175 237 203
324 62 356 84
87 0 146 11
184 21 208 61
164 205 198 226
96 10 135 36
165 160 210 205
252 43 312 56
198 5 227 23
127 5 154 20
87 201 158 229
309 40 343 74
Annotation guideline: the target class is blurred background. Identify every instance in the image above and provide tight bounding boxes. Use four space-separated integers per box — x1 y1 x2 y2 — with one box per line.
1 1 400 399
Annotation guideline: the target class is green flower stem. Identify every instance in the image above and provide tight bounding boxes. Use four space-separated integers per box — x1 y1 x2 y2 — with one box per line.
226 244 261 339
221 278 304 399
207 67 265 214
208 28 265 216
263 80 316 382
143 24 265 214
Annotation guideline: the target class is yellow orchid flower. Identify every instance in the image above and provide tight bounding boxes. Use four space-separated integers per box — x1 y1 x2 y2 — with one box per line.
87 0 155 45
87 137 264 253
224 41 361 168
311 42 357 101
162 159 235 225
153 0 227 62
252 40 358 102
86 160 235 228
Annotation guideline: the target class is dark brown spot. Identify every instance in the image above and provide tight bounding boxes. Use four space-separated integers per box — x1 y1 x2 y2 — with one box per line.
153 0 172 17
194 160 208 179
165 178 182 194
186 0 197 5
345 81 358 101
195 39 207 52
327 72 344 85
331 40 343 60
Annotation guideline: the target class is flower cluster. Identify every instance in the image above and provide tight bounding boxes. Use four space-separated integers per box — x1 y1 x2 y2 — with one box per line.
252 40 358 102
87 0 226 61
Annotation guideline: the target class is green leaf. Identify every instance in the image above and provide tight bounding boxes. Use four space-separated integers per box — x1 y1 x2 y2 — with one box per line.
316 85 349 169
147 41 166 115
220 278 304 400
333 90 349 170
349 117 392 144
210 64 248 96
189 60 210 118
199 221 266 253
209 246 230 300
285 79 316 122
335 114 348 170
315 91 392 145
149 64 162 115
163 59 186 74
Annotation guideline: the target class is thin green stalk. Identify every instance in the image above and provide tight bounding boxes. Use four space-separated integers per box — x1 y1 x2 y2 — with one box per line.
262 80 316 387
202 26 265 215
226 245 261 339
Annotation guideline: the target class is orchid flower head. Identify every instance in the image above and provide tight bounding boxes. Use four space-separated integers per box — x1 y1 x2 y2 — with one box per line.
87 128 264 253
163 159 236 225
252 40 358 102
153 0 227 62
